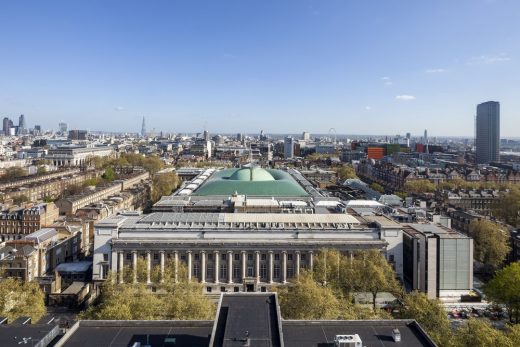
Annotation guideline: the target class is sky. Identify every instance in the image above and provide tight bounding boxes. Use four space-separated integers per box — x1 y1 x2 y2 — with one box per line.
1 0 519 137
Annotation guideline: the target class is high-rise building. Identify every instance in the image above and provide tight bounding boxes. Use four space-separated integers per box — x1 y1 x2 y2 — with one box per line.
475 101 500 164
59 122 68 134
302 131 310 141
284 136 294 159
141 116 146 138
2 117 10 136
18 114 27 135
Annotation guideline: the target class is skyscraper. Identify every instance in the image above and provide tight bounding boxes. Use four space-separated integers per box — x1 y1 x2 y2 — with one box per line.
2 117 10 136
141 116 146 138
475 101 500 164
18 114 27 135
59 122 68 134
284 136 294 159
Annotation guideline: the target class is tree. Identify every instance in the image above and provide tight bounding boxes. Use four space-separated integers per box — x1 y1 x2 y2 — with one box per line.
2 167 27 180
370 183 385 193
13 194 29 205
398 291 454 347
455 318 513 347
352 250 400 311
484 262 520 323
404 179 436 194
492 187 520 227
312 249 356 295
0 278 46 323
37 165 47 175
277 271 347 320
102 167 117 182
151 172 180 202
336 165 358 180
81 269 215 320
468 219 510 267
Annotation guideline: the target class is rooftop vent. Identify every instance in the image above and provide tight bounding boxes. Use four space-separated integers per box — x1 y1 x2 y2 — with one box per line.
334 334 362 347
392 328 401 342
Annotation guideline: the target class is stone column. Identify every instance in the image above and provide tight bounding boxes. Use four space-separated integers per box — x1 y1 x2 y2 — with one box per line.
227 251 233 284
160 251 165 283
132 251 138 283
295 251 301 280
255 251 260 282
241 251 246 281
282 251 287 284
201 251 206 283
268 251 274 284
118 251 124 284
174 251 179 283
146 251 151 284
214 251 220 284
187 251 192 282
309 251 314 271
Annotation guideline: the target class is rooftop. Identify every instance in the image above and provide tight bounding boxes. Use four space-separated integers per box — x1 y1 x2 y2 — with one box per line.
192 168 309 197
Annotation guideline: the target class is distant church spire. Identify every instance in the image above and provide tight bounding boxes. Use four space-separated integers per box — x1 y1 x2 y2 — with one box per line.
141 116 146 138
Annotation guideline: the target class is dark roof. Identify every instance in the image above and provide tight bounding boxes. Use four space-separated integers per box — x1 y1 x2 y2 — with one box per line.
210 293 282 347
60 321 213 347
0 323 59 347
282 320 436 347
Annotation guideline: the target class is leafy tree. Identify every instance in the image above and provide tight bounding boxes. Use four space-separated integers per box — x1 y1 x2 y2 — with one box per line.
151 172 180 202
352 250 400 311
312 249 356 295
404 179 436 194
102 167 117 182
13 194 29 205
484 261 520 323
0 278 46 323
398 291 454 347
370 182 385 193
83 177 102 187
2 167 27 180
395 191 408 200
455 318 513 347
492 187 520 227
468 219 510 267
277 271 347 320
335 165 358 180
37 165 47 175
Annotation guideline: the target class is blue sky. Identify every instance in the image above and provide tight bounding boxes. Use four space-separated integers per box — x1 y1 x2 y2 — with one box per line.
1 0 519 136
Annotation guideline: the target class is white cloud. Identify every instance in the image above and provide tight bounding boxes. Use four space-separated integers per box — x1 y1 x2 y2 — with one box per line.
114 106 125 111
381 77 390 80
365 106 371 111
395 95 416 101
384 81 393 86
468 53 511 65
425 68 446 73
381 77 393 86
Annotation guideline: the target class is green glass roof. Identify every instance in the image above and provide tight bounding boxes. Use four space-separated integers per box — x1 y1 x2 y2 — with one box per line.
192 168 309 197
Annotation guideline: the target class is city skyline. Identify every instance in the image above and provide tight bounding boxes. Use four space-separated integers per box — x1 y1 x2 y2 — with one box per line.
1 1 519 136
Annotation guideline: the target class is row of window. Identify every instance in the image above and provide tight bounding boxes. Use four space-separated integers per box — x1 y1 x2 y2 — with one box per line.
122 252 307 261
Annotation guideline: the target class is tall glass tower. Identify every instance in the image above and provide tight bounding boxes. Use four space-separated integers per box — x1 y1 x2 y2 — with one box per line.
475 101 500 164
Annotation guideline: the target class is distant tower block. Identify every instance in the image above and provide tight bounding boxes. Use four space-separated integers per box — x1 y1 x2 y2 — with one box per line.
141 116 147 138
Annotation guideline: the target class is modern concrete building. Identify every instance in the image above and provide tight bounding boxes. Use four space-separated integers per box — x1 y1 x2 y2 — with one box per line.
475 101 500 164
284 136 294 159
402 223 473 300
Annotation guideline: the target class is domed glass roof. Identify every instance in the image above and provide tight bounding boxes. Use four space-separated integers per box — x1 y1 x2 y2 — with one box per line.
228 168 276 181
192 168 309 197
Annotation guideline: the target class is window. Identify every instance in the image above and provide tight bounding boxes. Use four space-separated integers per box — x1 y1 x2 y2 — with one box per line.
103 254 108 262
389 254 395 262
220 264 227 279
287 264 294 278
260 263 267 279
207 265 213 278
126 253 132 260
301 254 306 260
288 254 293 261
274 265 280 278
234 287 240 292
194 254 199 261
234 254 240 261
247 266 254 277
207 253 213 261
180 255 186 261
233 265 240 279
153 253 159 260
193 264 200 278
247 253 253 261
261 253 266 261
261 286 267 292
221 253 227 261
220 286 226 292
206 287 212 293
274 254 280 261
